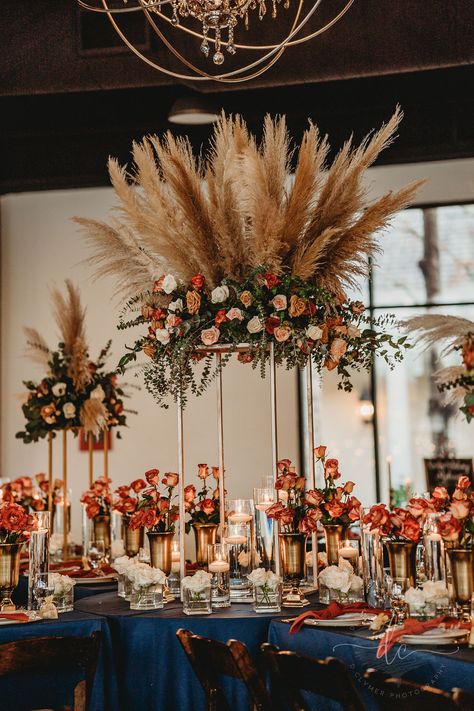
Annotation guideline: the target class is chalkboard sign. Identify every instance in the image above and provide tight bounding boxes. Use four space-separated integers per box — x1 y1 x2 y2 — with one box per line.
424 458 473 494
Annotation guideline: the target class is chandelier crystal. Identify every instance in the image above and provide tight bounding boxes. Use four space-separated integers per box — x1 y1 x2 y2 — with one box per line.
76 0 354 82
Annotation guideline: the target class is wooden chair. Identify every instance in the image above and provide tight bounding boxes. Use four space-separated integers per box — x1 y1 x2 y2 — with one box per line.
261 642 366 711
364 669 474 711
176 628 273 711
0 632 101 711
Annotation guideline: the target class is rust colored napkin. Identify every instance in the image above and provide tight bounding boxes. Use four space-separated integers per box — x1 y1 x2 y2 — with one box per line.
0 613 30 623
290 601 381 634
377 616 470 658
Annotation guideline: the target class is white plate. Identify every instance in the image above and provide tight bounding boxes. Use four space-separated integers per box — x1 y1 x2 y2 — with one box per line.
401 628 468 645
72 574 117 585
304 612 376 628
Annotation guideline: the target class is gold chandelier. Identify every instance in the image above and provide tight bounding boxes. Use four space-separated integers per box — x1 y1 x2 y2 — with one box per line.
76 0 354 83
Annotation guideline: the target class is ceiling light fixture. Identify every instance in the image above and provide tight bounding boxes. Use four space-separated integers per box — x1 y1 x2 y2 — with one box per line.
168 97 219 124
76 0 354 83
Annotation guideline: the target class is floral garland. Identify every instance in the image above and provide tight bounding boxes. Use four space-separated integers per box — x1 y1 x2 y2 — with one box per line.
16 342 128 444
184 464 221 532
118 267 407 407
438 333 474 422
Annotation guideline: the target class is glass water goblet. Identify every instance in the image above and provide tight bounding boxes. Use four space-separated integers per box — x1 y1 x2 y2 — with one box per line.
88 539 106 569
33 573 55 610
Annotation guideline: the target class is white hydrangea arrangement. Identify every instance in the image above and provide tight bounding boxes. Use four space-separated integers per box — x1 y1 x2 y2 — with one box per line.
50 572 76 595
182 570 212 594
404 581 449 616
247 568 281 590
125 563 167 591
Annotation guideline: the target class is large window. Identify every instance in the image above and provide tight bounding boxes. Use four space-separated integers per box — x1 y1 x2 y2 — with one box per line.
313 204 474 506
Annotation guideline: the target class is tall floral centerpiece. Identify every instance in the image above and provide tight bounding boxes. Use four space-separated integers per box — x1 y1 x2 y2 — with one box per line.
185 465 221 567
80 476 113 550
0 501 35 607
363 503 421 590
313 446 361 564
128 469 179 574
405 315 474 423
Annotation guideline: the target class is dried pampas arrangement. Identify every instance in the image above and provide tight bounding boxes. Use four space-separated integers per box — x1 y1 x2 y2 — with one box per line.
75 108 423 299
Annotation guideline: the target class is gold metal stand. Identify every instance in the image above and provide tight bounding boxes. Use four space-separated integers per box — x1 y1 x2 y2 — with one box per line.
215 353 226 542
62 429 69 561
88 432 94 488
177 393 185 583
47 432 54 514
269 343 281 577
305 361 318 589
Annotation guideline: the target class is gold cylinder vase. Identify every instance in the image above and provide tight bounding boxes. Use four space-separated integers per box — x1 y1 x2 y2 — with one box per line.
385 540 417 590
447 548 474 608
192 523 218 567
123 520 144 558
323 524 346 566
279 532 307 584
0 543 23 608
93 515 111 551
147 531 174 575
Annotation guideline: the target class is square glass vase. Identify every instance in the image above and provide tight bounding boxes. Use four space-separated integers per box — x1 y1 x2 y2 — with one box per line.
252 583 282 614
130 583 163 610
53 588 74 613
182 586 212 615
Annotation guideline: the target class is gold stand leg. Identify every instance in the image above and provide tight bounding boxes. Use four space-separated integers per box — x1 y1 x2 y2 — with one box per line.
177 394 185 583
62 429 68 561
216 353 226 542
103 428 109 490
269 343 280 576
47 432 53 514
88 432 94 488
305 361 318 589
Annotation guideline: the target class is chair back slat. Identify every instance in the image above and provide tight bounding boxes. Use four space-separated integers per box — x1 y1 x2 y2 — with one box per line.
262 643 366 711
364 670 472 711
177 629 272 711
0 633 101 711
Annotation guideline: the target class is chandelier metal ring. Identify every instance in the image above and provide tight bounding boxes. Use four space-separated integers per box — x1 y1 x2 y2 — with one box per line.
77 0 354 82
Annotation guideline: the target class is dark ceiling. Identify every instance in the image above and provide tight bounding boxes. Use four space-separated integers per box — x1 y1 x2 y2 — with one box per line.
1 1 474 194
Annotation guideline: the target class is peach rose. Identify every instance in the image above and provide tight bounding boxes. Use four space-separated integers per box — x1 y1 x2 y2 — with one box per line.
186 290 201 315
35 473 46 484
314 445 327 460
143 509 159 529
279 508 296 525
438 513 462 542
324 501 345 519
166 314 182 329
400 516 420 542
298 514 319 533
288 294 306 318
145 469 160 485
343 481 355 494
226 307 244 321
211 466 220 479
457 476 471 490
130 479 147 493
265 502 284 519
239 291 253 308
247 316 264 334
272 294 287 311
277 459 292 472
162 472 179 488
274 325 292 343
407 497 433 519
40 404 56 424
305 489 323 506
198 464 209 480
432 486 449 501
184 484 196 502
450 500 470 520
122 497 137 513
201 326 220 346
330 338 348 361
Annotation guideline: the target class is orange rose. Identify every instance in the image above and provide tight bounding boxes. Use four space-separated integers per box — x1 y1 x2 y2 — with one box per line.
279 508 296 525
157 497 170 512
305 489 323 506
400 516 420 542
324 459 340 480
324 501 345 519
190 274 205 290
351 301 365 315
86 502 101 519
343 481 355 494
438 513 462 542
122 497 137 513
274 325 292 343
265 502 284 519
211 466 220 480
462 338 474 369
450 500 470 519
145 469 160 485
314 445 327 460
262 273 280 289
457 476 471 490
239 291 253 308
143 509 158 529
162 472 179 488
40 404 56 424
200 498 215 515
186 290 201 315
141 304 154 320
184 484 196 502
1 503 29 532
288 294 306 318
407 497 433 519
198 464 209 480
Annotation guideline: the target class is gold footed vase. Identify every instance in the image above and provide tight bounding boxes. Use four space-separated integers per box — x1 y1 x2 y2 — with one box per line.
123 520 144 557
447 548 474 610
279 532 307 585
385 540 417 590
323 524 346 566
0 543 23 608
147 531 174 575
93 515 111 551
192 523 218 567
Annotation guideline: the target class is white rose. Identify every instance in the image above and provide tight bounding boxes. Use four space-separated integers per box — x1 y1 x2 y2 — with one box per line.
111 539 125 559
247 316 264 334
349 575 364 593
126 563 166 589
168 298 183 313
62 402 76 419
211 285 230 303
263 570 281 589
338 558 354 573
162 274 177 294
306 325 323 341
247 568 268 587
182 570 212 593
51 572 75 595
90 385 105 401
318 565 352 593
347 325 361 339
52 382 67 397
155 328 171 345
404 586 426 606
422 581 449 603
112 555 140 575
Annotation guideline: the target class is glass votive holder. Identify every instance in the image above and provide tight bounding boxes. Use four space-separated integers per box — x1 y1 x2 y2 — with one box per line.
130 583 164 610
208 543 231 608
54 586 74 613
225 524 252 600
168 540 181 596
226 499 254 526
182 571 212 615
338 539 360 575
32 572 56 612
253 582 282 613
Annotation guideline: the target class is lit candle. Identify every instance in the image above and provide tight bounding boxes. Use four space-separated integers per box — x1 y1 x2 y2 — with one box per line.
171 550 180 573
228 512 252 524
225 535 246 545
208 560 230 573
339 546 358 560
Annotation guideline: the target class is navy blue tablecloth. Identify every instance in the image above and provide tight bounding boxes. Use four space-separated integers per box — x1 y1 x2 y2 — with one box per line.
13 575 118 606
268 620 474 710
76 591 321 711
0 611 119 711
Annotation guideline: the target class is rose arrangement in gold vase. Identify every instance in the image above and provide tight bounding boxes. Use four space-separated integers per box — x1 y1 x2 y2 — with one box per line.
81 477 112 521
184 465 221 567
1 474 63 513
0 500 35 607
